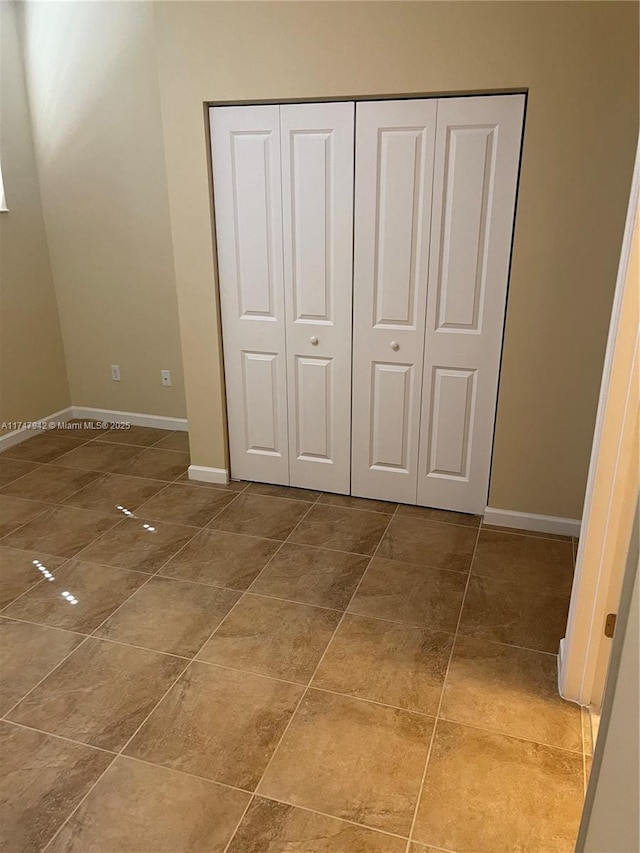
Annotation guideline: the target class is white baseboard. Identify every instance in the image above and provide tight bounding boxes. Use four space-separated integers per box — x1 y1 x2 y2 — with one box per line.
484 506 581 538
558 638 567 697
0 405 188 453
0 406 73 451
188 464 229 485
71 407 188 432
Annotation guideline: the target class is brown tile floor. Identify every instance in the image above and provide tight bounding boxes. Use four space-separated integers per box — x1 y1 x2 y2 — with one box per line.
0 425 586 852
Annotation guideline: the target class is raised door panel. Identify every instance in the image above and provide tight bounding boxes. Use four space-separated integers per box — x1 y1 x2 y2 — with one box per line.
351 99 437 503
281 102 354 493
417 95 525 514
370 362 414 471
210 105 289 484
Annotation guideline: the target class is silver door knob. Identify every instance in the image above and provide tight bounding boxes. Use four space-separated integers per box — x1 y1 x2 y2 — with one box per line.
390 341 400 351
310 336 319 346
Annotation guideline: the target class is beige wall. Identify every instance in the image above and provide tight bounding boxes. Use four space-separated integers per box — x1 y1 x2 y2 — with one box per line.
154 0 638 518
0 2 70 428
18 1 187 419
13 2 637 518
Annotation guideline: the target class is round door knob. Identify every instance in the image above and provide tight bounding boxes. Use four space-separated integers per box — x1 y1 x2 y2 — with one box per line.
390 341 400 351
310 336 319 346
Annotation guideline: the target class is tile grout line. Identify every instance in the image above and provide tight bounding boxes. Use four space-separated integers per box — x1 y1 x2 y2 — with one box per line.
404 523 482 852
224 510 395 849
3 508 213 726
35 456 209 853
1 718 118 757
2 634 92 721
40 655 193 852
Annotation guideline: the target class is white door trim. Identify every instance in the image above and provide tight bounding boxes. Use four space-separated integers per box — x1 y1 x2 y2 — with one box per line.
559 138 639 705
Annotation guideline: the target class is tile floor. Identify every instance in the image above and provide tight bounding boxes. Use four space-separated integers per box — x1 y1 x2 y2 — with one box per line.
0 424 589 852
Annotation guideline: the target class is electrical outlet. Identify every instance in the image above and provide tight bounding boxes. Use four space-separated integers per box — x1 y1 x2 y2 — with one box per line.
160 369 172 387
111 364 121 382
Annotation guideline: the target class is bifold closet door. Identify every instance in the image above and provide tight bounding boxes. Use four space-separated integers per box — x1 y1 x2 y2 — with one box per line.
280 102 354 493
417 95 525 514
351 100 437 504
211 102 354 489
210 105 289 484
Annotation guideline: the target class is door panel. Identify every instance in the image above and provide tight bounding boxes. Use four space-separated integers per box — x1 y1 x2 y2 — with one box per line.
417 95 525 513
281 102 354 493
370 362 414 471
210 105 289 483
351 99 437 503
294 355 333 461
426 367 477 478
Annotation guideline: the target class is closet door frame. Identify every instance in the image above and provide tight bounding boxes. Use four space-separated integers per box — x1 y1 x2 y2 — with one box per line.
209 93 526 507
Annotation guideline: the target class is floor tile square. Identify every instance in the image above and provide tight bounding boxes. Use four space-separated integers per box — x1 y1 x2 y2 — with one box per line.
47 757 249 853
314 614 452 714
3 434 88 464
317 493 397 513
125 662 303 789
0 546 67 608
0 465 100 503
96 576 240 657
348 557 466 632
136 483 236 526
377 517 476 571
249 543 370 609
54 440 142 472
0 618 82 714
413 720 584 852
258 689 433 835
288 504 390 555
198 594 341 682
161 528 280 589
62 473 166 515
111 448 190 481
4 559 146 633
152 431 190 452
102 425 172 447
2 505 118 558
227 797 407 853
396 504 480 527
77 516 197 573
459 574 570 653
0 495 49 537
472 528 575 592
440 635 582 751
0 458 41 488
209 493 309 540
0 722 112 853
246 481 319 502
8 637 186 750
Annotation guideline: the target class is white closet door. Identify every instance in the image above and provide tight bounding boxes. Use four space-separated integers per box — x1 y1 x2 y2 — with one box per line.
210 105 289 484
351 99 437 503
281 102 354 493
417 95 525 514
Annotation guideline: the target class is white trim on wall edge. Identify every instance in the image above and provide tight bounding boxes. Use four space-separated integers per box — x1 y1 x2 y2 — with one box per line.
0 406 188 452
484 506 581 537
188 464 229 485
71 407 188 431
0 406 73 451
